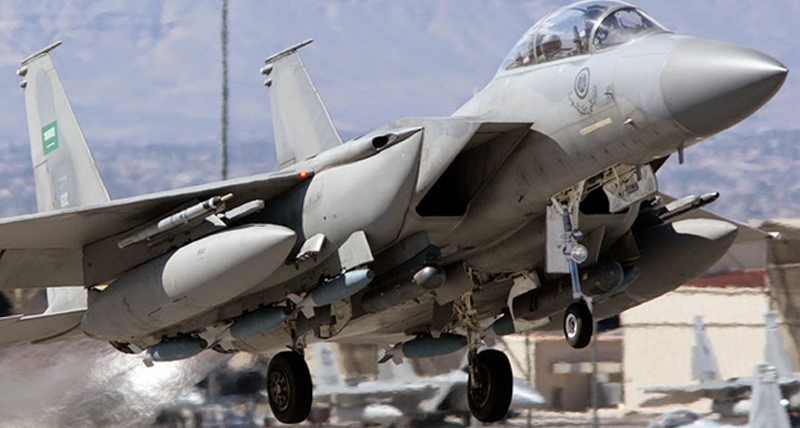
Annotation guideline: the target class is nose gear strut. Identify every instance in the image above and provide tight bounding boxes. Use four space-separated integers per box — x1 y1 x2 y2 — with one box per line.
551 198 594 349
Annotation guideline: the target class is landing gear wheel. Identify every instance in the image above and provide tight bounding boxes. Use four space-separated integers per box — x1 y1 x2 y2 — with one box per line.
564 301 593 349
468 349 513 423
267 351 312 424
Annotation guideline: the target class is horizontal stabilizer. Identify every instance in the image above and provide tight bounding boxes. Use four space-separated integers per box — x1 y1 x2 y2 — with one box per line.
0 309 84 346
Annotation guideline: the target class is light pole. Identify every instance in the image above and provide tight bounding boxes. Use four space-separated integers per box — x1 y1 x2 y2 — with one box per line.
220 0 229 180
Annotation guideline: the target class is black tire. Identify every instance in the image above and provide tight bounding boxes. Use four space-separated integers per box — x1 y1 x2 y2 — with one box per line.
468 349 513 423
564 301 593 349
267 351 312 424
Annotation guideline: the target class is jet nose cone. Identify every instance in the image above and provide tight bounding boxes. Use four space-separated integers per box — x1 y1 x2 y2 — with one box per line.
661 39 788 136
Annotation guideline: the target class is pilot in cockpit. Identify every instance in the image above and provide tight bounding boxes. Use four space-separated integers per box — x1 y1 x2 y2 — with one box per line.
573 5 607 54
536 33 563 61
500 1 667 70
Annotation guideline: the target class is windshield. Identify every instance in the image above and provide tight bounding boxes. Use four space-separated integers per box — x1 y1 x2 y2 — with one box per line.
593 8 663 50
499 1 667 71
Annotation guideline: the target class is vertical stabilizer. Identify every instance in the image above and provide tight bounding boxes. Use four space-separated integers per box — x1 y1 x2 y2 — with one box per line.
691 316 721 382
17 42 105 314
263 39 342 169
765 311 794 377
19 41 110 212
749 364 792 428
312 342 346 388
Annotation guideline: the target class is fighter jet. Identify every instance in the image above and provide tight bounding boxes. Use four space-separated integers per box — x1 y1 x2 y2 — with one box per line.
648 365 793 428
643 313 800 416
749 364 793 428
647 410 729 428
310 342 544 425
0 1 788 424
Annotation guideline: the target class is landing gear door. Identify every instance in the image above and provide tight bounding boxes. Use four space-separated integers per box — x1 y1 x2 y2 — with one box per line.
603 164 657 213
546 204 570 274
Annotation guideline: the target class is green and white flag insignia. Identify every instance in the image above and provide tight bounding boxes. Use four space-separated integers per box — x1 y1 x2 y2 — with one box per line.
42 121 59 155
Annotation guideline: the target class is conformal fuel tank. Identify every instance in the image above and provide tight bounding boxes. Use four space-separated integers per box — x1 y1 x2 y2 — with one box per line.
81 224 296 341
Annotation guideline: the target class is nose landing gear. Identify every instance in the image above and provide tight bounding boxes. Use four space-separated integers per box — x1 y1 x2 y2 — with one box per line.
550 197 595 349
564 300 593 349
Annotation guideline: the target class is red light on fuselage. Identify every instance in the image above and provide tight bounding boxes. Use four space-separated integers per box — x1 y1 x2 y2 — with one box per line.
298 171 309 179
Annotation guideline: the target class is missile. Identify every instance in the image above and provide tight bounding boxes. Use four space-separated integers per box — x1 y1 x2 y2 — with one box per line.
488 314 516 337
290 268 374 319
379 333 467 364
143 337 207 366
658 192 719 222
229 306 288 341
360 265 446 314
117 193 233 248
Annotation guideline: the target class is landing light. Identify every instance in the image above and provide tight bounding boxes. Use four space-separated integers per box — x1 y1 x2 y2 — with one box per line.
570 245 589 264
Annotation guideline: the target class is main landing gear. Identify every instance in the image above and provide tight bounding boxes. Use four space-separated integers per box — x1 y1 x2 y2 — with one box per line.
267 351 312 424
468 349 514 422
460 293 514 423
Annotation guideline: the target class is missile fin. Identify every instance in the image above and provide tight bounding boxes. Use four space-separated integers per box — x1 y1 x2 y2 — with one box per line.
300 304 315 319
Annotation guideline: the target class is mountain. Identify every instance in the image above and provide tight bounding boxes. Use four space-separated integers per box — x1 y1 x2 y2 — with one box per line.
659 130 800 222
0 130 796 223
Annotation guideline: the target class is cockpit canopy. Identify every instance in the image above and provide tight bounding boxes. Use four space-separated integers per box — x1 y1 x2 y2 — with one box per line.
500 1 667 71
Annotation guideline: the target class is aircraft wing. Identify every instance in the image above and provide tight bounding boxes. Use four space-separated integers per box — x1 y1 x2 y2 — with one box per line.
0 170 309 289
0 309 84 346
778 377 800 396
314 383 438 406
644 377 800 408
642 379 754 406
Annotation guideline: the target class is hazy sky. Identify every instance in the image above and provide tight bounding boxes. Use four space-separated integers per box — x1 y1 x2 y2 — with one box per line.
0 1 795 147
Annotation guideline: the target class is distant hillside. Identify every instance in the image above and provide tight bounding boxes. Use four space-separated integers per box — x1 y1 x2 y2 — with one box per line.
0 129 797 222
0 139 276 218
658 129 800 222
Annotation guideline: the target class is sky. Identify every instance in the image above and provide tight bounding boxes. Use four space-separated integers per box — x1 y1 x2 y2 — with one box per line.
0 0 795 149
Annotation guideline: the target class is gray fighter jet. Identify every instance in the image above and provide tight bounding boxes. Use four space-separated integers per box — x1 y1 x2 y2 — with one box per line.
310 342 544 425
0 1 788 425
647 365 792 428
643 313 800 416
